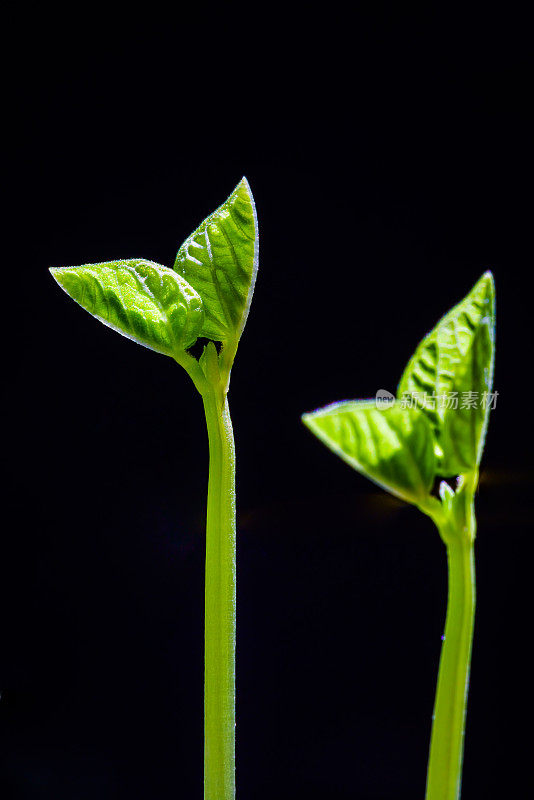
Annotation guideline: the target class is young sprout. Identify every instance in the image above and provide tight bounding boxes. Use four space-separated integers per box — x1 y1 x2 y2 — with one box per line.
51 178 259 800
303 273 495 800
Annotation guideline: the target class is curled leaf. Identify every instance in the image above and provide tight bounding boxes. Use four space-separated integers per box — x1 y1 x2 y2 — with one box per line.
398 272 495 473
440 319 495 473
50 259 204 356
173 177 258 347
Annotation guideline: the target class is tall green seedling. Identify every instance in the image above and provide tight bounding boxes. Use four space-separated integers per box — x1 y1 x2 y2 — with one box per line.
302 273 495 800
51 178 259 800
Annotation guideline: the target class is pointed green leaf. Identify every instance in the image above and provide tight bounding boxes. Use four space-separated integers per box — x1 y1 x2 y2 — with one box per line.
440 317 495 473
173 177 258 345
50 259 204 357
397 272 495 473
303 401 436 505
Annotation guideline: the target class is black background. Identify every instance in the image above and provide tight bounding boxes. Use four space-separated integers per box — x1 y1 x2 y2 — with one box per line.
3 6 532 799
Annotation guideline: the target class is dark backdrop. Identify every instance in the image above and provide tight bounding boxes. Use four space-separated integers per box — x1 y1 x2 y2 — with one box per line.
3 7 532 799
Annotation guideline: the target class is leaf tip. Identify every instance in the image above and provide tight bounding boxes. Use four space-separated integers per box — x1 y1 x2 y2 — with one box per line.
237 175 256 206
49 266 67 289
475 269 495 301
475 271 496 327
301 409 328 438
236 175 256 203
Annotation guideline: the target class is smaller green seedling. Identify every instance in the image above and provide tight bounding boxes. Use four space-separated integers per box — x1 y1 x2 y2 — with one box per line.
303 273 495 800
51 179 259 800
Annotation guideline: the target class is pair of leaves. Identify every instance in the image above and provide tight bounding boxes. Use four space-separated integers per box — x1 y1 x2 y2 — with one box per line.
303 273 495 509
51 178 258 365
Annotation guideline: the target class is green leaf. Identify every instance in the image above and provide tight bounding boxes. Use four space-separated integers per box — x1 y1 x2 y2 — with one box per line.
303 401 436 506
397 271 495 473
50 259 204 357
173 177 258 345
440 318 495 473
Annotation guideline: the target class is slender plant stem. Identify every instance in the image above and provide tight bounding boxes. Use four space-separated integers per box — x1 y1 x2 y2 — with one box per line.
202 385 236 800
425 513 476 800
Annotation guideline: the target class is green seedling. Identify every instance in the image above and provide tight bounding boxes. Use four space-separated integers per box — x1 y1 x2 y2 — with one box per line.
51 178 258 800
303 273 495 800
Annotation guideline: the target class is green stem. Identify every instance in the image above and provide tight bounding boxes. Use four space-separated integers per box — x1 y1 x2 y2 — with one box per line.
202 385 236 800
425 507 476 800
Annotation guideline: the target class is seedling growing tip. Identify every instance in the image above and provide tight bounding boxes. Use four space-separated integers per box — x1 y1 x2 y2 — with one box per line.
51 178 259 800
303 272 495 800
